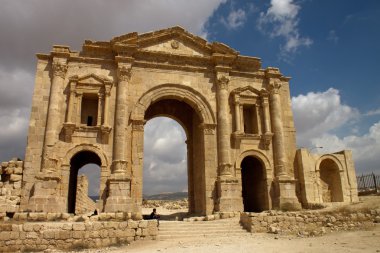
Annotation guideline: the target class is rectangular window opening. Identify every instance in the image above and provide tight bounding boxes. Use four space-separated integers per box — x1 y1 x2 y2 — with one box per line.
81 94 98 126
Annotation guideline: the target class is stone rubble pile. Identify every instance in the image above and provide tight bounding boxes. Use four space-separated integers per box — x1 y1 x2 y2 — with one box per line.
142 199 188 210
240 209 380 236
0 159 23 217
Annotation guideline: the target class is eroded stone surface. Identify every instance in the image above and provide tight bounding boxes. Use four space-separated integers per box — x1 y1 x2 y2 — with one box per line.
0 26 358 218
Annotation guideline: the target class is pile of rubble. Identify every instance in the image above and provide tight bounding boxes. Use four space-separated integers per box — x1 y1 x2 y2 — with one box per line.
142 199 188 210
0 158 23 217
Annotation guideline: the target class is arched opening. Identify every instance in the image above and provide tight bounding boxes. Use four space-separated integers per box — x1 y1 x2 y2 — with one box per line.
319 159 344 202
143 99 204 216
241 156 266 212
68 151 101 214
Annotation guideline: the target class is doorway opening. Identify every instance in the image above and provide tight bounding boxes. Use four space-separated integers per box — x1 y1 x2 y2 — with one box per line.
68 151 101 214
142 98 205 217
143 117 188 218
241 156 266 212
319 159 344 202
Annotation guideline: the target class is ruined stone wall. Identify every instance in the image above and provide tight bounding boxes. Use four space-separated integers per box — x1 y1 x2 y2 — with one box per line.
0 159 23 215
240 209 380 236
75 175 96 214
0 219 157 252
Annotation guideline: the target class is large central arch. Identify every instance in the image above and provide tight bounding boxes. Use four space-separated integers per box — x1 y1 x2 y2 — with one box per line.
131 84 217 215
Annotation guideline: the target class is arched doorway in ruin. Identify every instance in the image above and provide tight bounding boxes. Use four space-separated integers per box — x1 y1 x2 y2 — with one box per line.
131 84 217 216
240 156 267 212
319 158 344 202
68 151 101 214
143 99 202 214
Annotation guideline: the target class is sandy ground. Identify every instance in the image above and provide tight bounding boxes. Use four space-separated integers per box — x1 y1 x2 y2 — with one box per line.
88 224 380 253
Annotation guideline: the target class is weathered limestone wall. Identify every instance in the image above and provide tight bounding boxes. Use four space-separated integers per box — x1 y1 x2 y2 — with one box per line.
0 219 157 252
240 209 379 236
296 149 359 207
0 159 23 215
75 175 96 214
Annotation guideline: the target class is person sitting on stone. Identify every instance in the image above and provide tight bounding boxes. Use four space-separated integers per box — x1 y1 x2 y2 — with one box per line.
149 208 160 227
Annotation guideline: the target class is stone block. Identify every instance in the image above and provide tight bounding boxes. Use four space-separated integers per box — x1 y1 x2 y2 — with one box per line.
73 223 86 231
138 220 148 228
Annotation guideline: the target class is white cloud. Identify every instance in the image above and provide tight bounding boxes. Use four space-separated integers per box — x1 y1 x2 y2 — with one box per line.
292 88 380 173
365 108 380 116
143 117 187 195
292 88 359 147
221 9 247 29
258 0 312 56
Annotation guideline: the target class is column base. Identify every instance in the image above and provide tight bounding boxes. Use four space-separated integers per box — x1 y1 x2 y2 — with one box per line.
104 173 133 213
216 176 243 212
28 172 66 212
276 176 302 211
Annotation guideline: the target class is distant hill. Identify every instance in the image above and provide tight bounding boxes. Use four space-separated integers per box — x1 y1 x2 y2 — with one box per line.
143 192 188 200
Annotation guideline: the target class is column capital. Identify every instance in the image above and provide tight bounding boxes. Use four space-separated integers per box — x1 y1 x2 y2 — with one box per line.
217 75 230 90
52 61 68 78
268 80 282 95
117 66 131 82
199 123 216 135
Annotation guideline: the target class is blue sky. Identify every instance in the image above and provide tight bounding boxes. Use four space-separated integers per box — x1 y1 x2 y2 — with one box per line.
0 0 379 195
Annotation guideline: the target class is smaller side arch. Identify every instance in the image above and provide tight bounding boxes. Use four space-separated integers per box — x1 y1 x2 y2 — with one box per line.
235 149 272 176
315 154 344 172
235 149 273 211
315 155 344 203
61 144 109 167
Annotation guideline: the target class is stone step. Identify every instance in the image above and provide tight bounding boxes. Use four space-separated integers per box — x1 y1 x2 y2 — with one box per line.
158 232 247 240
157 218 249 240
160 227 247 232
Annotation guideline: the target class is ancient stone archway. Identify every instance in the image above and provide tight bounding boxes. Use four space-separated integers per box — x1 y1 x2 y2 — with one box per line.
236 150 273 211
317 157 344 203
131 84 216 215
61 145 109 213
240 156 268 212
19 26 358 215
68 151 101 213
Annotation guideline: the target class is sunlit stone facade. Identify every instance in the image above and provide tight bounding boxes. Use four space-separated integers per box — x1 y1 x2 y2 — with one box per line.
4 26 358 216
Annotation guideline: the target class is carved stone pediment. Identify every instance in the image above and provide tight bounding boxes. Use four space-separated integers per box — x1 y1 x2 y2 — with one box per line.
112 26 239 58
71 73 112 86
233 86 261 98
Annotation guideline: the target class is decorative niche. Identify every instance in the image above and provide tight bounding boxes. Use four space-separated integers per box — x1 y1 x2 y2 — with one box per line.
62 74 112 143
231 86 273 149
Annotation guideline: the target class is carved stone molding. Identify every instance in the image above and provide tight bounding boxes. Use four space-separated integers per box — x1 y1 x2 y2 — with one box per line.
199 123 216 135
268 80 282 95
217 76 230 90
52 62 68 78
112 160 128 174
132 119 145 131
262 132 274 150
117 66 132 82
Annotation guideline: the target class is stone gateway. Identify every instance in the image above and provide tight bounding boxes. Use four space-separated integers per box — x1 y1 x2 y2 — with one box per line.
1 26 359 217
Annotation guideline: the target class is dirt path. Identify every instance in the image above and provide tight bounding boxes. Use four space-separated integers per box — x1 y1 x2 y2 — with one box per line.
81 224 379 253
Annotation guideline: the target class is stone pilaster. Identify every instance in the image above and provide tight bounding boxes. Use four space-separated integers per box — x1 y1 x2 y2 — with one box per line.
44 60 68 148
216 75 232 176
267 70 301 211
104 64 133 212
215 72 243 212
28 49 69 212
233 96 242 133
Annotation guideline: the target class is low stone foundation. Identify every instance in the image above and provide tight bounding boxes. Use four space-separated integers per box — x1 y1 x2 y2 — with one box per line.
0 219 158 252
240 209 380 236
